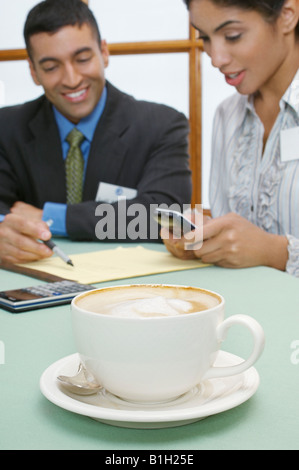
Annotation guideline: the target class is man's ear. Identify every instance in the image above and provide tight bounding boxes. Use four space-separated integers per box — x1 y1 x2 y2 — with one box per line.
100 39 110 68
280 0 299 35
28 58 41 86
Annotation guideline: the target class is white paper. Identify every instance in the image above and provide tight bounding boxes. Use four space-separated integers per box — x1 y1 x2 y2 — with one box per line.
96 182 137 203
280 127 299 162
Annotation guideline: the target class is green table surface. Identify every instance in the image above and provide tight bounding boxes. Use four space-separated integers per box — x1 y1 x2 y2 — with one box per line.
0 240 298 450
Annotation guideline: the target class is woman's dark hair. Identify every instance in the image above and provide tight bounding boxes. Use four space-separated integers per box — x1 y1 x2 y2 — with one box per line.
24 0 102 59
183 0 299 36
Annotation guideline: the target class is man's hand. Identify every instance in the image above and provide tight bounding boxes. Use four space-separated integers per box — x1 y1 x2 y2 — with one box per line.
0 212 53 264
10 201 43 220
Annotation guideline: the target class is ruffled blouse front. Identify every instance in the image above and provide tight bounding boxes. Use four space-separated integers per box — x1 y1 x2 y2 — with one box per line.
209 70 299 276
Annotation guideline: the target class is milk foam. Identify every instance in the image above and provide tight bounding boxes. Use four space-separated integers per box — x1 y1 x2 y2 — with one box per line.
101 296 194 318
76 285 221 318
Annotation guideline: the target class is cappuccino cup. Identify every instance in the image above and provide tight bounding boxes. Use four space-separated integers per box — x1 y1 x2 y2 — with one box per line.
72 284 265 403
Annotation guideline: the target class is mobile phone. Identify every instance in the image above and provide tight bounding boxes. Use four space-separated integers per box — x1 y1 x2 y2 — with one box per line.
154 208 196 236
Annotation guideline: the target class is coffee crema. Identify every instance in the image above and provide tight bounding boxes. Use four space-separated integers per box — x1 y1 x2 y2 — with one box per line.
75 285 221 318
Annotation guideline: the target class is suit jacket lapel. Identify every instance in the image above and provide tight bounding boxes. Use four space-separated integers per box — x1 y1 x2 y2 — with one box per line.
83 82 130 200
27 99 66 203
25 85 131 204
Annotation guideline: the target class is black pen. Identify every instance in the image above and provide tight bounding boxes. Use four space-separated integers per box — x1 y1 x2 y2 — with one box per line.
43 238 74 266
43 219 74 266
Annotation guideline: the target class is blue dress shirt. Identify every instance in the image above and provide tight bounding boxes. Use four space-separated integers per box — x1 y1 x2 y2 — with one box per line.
42 86 107 236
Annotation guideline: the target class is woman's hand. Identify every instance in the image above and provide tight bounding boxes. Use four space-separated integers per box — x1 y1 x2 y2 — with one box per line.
162 212 289 271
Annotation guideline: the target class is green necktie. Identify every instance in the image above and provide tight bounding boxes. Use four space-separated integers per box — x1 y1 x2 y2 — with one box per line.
65 128 85 205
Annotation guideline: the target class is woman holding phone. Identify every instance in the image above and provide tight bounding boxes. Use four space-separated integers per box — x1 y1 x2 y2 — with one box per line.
162 0 299 276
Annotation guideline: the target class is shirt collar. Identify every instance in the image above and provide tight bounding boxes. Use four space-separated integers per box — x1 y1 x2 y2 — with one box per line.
281 68 299 115
244 70 299 114
53 85 107 143
243 69 299 117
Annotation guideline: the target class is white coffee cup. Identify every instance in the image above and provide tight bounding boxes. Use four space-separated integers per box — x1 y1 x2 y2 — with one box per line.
71 284 265 403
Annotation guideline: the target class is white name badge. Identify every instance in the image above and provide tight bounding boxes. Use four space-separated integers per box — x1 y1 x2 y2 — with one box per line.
280 127 299 162
96 182 137 203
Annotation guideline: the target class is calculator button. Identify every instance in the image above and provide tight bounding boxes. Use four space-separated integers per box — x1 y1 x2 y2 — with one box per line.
21 281 94 299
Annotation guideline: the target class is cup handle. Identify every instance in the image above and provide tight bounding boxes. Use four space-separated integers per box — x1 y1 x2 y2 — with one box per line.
203 314 265 380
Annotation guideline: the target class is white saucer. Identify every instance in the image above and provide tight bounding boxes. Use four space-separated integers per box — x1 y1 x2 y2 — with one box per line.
40 351 260 429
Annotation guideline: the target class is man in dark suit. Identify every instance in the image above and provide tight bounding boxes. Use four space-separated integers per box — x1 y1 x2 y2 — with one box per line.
0 0 191 264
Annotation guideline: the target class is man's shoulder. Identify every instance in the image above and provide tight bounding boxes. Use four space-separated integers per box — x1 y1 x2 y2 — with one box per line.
0 95 47 124
106 81 187 121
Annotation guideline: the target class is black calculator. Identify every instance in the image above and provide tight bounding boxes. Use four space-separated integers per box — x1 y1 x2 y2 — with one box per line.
0 280 96 313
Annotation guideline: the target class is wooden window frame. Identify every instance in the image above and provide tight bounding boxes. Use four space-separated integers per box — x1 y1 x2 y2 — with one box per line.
0 24 206 210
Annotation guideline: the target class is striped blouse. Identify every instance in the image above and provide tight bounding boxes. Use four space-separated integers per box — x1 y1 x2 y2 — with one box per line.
209 70 299 277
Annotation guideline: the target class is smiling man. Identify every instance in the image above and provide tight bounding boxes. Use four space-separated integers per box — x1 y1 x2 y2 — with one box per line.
0 0 191 264
28 22 109 125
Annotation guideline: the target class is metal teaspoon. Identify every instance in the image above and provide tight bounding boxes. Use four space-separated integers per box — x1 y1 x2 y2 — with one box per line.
57 362 102 396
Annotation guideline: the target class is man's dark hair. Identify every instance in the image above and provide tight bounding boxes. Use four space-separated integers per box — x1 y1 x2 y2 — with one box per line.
24 0 102 59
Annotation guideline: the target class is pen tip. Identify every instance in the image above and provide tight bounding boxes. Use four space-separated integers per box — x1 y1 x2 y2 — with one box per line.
67 260 74 267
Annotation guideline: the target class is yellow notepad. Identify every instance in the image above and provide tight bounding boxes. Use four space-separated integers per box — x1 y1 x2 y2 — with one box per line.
18 246 209 284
